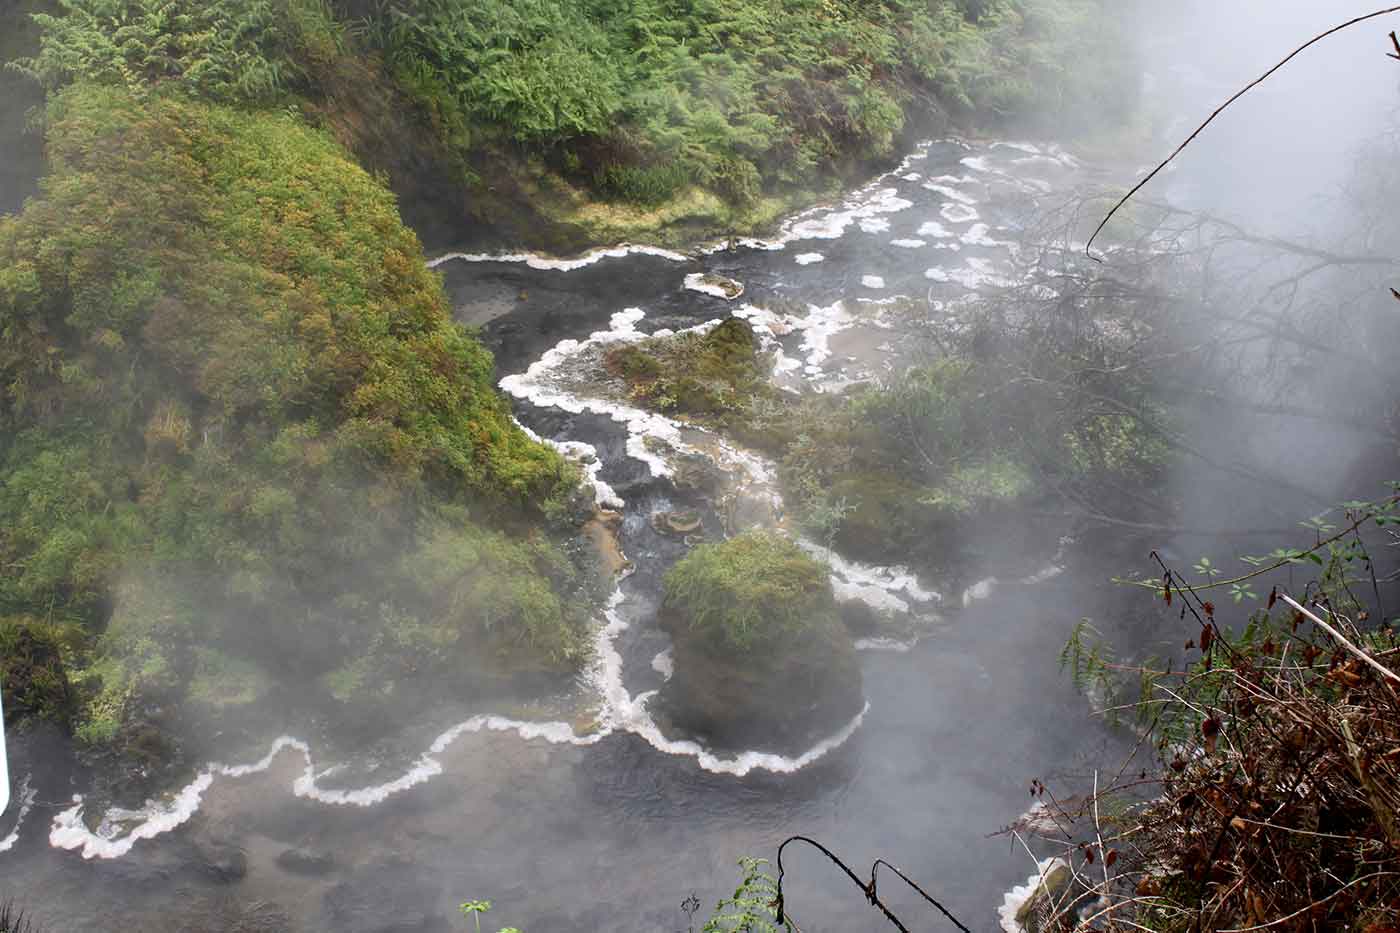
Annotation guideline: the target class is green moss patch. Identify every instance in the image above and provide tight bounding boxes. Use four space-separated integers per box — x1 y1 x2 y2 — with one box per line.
604 319 777 430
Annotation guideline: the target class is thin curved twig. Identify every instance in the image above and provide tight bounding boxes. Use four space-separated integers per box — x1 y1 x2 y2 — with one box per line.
775 836 970 932
1086 6 1400 261
871 859 972 933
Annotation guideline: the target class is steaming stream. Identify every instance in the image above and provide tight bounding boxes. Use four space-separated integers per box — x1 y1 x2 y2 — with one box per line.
2 137 1115 933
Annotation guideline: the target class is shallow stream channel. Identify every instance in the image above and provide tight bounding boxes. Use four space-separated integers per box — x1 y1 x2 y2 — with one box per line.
2 139 1137 932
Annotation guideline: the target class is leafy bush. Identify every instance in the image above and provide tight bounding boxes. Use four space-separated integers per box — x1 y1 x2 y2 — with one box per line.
376 0 1133 207
662 531 839 652
604 318 773 424
0 617 79 727
16 0 345 103
1039 493 1400 933
703 858 790 932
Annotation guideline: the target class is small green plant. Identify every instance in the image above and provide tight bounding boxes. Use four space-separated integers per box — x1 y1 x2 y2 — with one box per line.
458 900 491 933
458 899 520 933
702 858 790 932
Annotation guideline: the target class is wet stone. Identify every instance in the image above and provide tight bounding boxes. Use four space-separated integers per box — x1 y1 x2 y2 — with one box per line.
276 845 337 876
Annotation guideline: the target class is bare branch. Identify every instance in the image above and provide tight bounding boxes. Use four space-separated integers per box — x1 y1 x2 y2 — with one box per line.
1086 6 1400 259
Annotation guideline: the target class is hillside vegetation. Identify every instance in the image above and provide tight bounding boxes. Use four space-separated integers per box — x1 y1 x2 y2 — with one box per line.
375 0 1136 238
0 83 598 775
10 0 1134 247
377 0 1132 212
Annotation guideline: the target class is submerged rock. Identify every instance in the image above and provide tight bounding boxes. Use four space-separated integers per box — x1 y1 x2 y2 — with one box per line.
191 820 249 883
324 861 449 933
196 839 249 883
276 845 337 876
655 532 863 752
683 272 745 300
652 509 703 536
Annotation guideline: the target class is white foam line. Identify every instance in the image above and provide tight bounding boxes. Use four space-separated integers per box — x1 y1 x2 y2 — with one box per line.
941 203 980 224
428 243 690 272
922 183 979 205
960 223 1015 249
998 857 1068 933
499 308 685 478
584 589 864 777
890 239 926 249
961 577 999 608
50 717 607 860
514 421 624 510
698 143 930 255
926 258 1010 290
854 637 915 654
861 276 885 289
800 540 941 618
0 777 34 853
795 252 824 265
991 141 1043 156
960 564 1062 608
683 273 744 301
796 301 851 374
428 137 998 273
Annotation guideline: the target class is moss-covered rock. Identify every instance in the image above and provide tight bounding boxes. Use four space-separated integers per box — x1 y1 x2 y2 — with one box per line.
604 318 776 431
656 532 862 752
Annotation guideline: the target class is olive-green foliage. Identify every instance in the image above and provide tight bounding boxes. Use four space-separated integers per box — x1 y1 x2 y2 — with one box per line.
0 617 79 726
0 84 592 737
771 355 1162 564
379 0 1131 206
604 318 774 426
662 531 839 653
15 0 345 103
703 857 790 932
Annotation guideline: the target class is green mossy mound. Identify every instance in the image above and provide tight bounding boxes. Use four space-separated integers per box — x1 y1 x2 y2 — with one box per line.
657 532 863 752
0 84 600 770
604 318 776 432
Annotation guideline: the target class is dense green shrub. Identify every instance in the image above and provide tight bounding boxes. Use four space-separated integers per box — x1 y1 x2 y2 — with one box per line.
377 0 1133 207
15 0 345 103
0 617 79 727
0 84 595 742
662 531 839 652
604 318 774 425
764 354 1164 564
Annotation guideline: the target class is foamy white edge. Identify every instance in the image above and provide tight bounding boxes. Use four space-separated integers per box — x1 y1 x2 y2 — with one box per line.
683 273 744 301
998 857 1069 933
428 243 690 272
0 777 34 852
48 586 868 859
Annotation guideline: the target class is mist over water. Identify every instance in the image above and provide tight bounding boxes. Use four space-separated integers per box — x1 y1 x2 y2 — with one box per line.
2 3 1399 931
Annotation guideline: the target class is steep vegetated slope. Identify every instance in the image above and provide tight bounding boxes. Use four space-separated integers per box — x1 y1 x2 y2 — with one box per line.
0 0 1134 786
366 0 1136 246
0 82 601 785
9 0 1135 250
